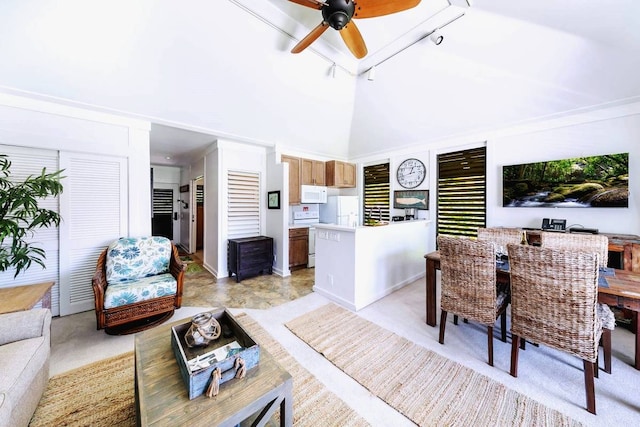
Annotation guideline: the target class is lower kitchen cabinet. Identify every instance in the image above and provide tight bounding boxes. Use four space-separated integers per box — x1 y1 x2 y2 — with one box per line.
289 228 309 270
228 236 274 282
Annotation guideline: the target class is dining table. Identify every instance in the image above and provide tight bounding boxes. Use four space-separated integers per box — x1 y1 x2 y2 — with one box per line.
424 250 640 370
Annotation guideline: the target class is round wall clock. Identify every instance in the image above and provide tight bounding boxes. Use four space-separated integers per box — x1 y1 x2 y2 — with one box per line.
397 158 426 189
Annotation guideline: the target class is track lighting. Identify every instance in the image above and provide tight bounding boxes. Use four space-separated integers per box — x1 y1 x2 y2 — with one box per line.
367 66 376 81
430 31 443 45
331 63 336 78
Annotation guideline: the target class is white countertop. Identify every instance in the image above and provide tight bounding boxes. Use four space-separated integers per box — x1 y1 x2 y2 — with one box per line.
315 219 430 232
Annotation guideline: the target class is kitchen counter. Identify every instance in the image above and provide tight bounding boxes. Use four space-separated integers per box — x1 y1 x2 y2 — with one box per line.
315 219 428 232
314 219 432 311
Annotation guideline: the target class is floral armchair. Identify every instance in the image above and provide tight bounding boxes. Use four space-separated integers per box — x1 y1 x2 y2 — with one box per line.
92 236 185 334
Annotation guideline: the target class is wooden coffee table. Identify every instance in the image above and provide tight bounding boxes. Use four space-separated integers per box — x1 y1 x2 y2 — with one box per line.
134 317 293 426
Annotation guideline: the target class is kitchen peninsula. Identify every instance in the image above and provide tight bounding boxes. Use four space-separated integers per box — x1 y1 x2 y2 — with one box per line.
314 220 431 311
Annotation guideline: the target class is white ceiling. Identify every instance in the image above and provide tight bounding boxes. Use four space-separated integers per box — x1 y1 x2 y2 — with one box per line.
1 0 639 164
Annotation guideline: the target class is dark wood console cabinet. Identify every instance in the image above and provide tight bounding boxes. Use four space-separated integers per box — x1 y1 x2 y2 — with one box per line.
228 236 274 282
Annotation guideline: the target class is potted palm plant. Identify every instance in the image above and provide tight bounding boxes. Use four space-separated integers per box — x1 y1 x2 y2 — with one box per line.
0 154 64 278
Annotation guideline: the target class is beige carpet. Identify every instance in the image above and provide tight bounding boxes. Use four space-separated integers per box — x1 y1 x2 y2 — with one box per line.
30 312 368 427
285 303 584 427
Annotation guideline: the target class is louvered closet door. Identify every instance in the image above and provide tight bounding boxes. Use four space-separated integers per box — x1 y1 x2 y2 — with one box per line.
59 152 127 316
0 145 61 315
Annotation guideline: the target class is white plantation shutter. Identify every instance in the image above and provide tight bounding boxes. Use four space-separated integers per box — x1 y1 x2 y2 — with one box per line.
59 152 127 315
227 171 260 239
0 145 60 315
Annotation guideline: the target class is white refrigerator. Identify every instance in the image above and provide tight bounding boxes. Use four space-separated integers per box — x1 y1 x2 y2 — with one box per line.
319 196 360 227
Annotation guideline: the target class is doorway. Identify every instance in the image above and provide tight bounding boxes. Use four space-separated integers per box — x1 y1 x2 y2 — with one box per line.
196 183 204 250
152 188 174 239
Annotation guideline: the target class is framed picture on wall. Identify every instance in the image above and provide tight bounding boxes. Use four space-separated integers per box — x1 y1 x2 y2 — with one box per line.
393 190 429 210
267 191 280 209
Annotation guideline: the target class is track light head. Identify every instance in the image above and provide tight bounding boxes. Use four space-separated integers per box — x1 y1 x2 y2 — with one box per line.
367 66 376 81
430 31 443 45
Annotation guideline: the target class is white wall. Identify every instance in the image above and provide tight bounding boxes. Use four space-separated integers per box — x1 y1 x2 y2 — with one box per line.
0 92 151 316
351 102 640 254
488 111 640 235
0 93 151 235
202 140 267 278
266 150 289 277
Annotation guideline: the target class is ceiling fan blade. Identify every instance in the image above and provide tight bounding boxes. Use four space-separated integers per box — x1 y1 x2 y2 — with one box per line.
287 0 324 10
353 0 421 19
340 21 368 59
291 21 330 54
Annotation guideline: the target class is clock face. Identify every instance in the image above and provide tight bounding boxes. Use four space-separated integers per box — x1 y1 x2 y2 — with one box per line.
397 158 426 189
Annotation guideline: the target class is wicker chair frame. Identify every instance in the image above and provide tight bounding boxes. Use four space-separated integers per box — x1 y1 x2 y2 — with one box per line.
437 236 509 366
540 231 609 267
92 242 185 334
507 244 604 414
477 227 524 248
538 231 614 373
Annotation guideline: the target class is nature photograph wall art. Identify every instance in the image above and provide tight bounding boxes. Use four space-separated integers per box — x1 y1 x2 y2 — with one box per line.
503 153 629 208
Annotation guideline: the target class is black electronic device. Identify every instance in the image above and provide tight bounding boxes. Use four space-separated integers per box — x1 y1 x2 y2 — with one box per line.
541 218 566 232
569 227 599 234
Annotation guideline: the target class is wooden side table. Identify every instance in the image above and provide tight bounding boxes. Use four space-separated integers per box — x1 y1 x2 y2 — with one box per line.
0 281 55 315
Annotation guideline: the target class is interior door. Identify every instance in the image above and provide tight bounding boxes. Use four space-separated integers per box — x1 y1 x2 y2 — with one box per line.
152 188 174 239
59 152 127 316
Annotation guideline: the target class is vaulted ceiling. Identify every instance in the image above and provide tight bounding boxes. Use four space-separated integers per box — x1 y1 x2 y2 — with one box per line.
1 0 639 165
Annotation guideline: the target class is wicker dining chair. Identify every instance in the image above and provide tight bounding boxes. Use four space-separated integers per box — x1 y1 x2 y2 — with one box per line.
540 231 609 267
477 227 524 249
539 231 615 373
507 244 610 414
437 236 510 366
477 227 523 305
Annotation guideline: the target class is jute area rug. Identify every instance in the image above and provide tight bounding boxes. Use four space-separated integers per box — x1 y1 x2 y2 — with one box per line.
30 312 369 427
285 303 584 427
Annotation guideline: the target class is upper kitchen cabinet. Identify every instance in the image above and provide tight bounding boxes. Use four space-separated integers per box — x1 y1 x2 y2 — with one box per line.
282 155 301 205
301 158 325 186
326 160 356 188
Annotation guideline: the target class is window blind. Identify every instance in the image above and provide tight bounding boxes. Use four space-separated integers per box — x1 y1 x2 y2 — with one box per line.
437 147 486 239
363 163 390 222
227 171 260 239
152 189 174 215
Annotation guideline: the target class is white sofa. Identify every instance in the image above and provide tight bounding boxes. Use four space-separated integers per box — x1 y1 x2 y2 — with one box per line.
0 309 51 427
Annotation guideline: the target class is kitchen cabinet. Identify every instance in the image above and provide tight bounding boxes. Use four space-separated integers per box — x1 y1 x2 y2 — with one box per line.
281 155 301 205
326 160 356 188
301 158 325 186
289 227 309 270
227 236 273 282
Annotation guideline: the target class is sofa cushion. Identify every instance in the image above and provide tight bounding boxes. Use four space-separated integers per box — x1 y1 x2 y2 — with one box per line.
0 336 50 427
0 309 48 346
105 236 172 284
104 273 178 309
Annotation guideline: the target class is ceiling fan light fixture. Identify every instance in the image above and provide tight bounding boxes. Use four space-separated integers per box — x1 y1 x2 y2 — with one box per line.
430 31 444 45
327 11 350 30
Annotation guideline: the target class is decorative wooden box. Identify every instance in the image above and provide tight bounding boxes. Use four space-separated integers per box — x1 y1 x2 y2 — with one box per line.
171 308 260 399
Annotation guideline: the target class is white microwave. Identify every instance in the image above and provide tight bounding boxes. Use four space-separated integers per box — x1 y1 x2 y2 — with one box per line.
300 185 328 204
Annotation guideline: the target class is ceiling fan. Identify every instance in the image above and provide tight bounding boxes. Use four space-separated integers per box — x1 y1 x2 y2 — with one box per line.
289 0 421 59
